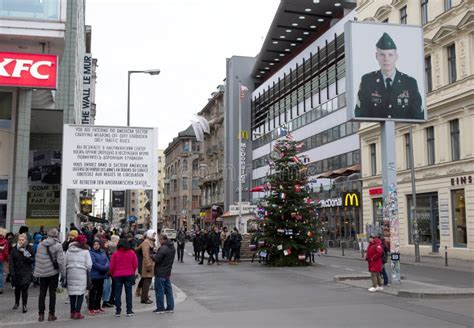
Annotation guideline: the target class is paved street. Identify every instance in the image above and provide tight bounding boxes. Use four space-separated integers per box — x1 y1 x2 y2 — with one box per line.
2 252 473 328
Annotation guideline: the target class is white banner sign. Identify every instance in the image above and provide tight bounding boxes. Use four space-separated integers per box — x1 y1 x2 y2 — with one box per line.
62 125 158 189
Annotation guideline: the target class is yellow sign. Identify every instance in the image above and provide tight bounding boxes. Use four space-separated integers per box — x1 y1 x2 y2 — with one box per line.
343 192 360 207
238 130 249 140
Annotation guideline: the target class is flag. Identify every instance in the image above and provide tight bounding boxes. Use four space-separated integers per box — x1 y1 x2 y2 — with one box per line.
240 85 248 99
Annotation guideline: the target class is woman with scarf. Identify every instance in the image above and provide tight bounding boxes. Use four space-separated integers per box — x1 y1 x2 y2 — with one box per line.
9 233 35 313
65 235 92 319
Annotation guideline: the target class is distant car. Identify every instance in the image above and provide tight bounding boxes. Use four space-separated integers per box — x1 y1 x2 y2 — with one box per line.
161 228 177 241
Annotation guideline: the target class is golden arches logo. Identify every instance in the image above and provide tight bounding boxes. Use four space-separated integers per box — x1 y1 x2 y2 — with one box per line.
343 192 359 207
238 130 249 140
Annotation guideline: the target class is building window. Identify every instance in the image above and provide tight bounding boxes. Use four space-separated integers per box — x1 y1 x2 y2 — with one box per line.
444 0 452 11
405 133 412 169
182 177 188 189
183 142 189 152
451 189 467 247
400 6 407 24
426 127 435 165
447 44 457 84
425 56 433 92
407 193 439 250
192 159 199 171
370 143 376 176
421 0 429 25
192 142 200 152
450 119 460 161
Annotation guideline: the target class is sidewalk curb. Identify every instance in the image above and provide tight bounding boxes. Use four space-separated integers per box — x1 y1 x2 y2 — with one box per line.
335 276 474 299
324 253 474 274
397 290 474 299
334 274 370 282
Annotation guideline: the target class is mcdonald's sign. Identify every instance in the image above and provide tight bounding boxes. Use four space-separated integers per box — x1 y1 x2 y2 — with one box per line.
343 192 360 207
238 130 250 140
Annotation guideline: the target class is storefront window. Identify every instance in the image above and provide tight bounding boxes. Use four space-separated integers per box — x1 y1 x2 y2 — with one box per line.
0 180 7 200
452 189 467 247
0 92 12 129
372 198 383 227
407 193 439 251
0 204 6 228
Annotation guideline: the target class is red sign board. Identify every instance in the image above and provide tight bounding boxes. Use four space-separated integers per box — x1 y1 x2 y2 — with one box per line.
0 52 58 89
369 187 383 195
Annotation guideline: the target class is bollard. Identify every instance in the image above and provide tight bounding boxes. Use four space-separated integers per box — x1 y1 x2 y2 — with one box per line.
342 241 345 256
445 246 448 267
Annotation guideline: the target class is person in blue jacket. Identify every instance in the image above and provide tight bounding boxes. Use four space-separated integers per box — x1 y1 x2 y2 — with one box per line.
88 239 109 315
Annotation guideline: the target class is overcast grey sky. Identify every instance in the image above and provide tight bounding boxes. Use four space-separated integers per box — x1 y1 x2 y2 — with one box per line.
85 0 280 149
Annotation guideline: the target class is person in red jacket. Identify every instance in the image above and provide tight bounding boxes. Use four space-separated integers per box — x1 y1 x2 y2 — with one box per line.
0 228 10 294
366 233 384 292
109 238 138 317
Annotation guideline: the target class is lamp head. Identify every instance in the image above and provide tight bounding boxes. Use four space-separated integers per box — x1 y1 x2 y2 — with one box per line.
145 69 161 75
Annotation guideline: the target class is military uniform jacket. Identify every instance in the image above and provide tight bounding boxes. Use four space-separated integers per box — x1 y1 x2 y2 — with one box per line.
355 70 424 120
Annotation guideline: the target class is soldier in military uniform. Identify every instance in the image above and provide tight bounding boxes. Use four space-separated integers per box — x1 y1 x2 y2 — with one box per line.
354 33 424 120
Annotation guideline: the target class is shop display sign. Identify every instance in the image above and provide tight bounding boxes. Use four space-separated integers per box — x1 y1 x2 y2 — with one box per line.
0 52 57 89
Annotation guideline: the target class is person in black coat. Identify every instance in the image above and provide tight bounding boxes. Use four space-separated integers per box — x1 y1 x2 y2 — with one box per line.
9 233 35 313
192 231 202 262
229 228 242 263
208 227 220 265
198 230 209 265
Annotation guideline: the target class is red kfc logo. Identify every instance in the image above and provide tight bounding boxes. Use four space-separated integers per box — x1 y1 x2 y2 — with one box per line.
0 52 57 89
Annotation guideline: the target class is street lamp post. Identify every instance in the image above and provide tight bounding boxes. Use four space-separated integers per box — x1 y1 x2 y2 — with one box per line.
125 69 160 223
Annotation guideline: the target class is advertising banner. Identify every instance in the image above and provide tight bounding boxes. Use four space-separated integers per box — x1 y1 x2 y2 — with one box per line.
62 125 158 190
0 52 58 89
345 21 426 122
26 150 62 229
112 190 125 208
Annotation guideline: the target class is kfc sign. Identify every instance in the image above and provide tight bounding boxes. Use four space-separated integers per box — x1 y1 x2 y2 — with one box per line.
0 52 57 89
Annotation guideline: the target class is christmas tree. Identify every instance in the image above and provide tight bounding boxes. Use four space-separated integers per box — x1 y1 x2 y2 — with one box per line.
261 134 320 266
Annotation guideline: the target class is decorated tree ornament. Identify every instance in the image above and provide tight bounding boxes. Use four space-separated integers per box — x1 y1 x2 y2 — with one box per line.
298 254 306 260
277 245 283 251
295 184 302 192
283 248 292 256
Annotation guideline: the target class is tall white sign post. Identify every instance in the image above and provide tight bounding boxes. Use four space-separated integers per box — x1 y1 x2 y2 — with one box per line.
60 125 158 240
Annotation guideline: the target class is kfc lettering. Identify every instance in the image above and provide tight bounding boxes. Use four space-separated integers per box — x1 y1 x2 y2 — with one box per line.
0 52 57 89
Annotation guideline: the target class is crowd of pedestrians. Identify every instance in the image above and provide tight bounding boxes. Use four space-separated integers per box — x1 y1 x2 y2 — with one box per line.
0 224 177 321
188 226 242 265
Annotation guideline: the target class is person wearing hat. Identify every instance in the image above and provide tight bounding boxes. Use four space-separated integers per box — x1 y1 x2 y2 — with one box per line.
65 234 92 320
33 228 65 322
88 239 109 315
63 230 79 252
135 229 156 304
354 32 424 120
365 233 384 292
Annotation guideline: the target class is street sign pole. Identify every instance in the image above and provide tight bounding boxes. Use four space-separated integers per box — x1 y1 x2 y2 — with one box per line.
381 120 400 285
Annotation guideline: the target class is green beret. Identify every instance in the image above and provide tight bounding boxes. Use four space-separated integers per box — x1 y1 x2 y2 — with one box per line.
376 32 397 50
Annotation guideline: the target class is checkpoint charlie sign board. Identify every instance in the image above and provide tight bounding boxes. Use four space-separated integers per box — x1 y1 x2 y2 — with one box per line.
62 125 158 190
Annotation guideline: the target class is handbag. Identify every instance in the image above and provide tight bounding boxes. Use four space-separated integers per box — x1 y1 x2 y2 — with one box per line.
46 246 59 270
86 270 93 290
61 275 67 288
